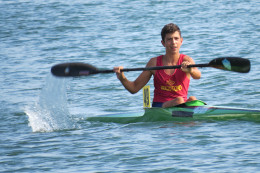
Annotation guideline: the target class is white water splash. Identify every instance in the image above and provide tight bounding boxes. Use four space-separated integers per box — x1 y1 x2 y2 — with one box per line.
26 74 78 132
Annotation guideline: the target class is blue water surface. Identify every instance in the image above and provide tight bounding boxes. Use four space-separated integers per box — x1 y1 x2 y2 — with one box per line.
0 0 259 172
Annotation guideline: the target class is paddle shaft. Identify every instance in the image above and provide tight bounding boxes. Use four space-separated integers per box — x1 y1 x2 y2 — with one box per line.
95 63 209 74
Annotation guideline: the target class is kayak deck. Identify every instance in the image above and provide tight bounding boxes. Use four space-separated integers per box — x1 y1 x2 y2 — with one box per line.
86 100 260 123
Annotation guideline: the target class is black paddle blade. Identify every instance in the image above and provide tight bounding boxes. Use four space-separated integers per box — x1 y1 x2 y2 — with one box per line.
208 57 250 73
51 63 98 77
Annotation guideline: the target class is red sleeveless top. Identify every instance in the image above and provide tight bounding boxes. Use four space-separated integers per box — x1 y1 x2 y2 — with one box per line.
153 54 190 103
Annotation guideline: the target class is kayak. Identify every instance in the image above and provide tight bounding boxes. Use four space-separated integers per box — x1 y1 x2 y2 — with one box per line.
86 100 260 123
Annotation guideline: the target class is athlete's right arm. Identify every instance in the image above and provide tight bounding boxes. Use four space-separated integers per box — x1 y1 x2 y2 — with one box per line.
114 58 156 94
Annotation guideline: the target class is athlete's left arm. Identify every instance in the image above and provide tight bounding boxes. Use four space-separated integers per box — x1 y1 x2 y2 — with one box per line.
182 55 201 79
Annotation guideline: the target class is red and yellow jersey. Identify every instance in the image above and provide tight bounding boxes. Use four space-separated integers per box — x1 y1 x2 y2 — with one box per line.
153 54 190 103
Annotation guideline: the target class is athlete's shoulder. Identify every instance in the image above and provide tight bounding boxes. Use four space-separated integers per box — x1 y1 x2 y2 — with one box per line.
147 55 162 67
183 54 195 63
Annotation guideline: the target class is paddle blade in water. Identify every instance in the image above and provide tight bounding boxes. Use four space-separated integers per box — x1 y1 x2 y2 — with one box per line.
51 63 98 77
208 57 250 73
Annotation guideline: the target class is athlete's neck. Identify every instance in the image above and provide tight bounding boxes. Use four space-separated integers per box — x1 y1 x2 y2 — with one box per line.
163 53 180 65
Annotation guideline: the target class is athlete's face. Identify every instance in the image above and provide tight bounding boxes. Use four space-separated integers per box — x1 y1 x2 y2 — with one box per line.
161 31 183 54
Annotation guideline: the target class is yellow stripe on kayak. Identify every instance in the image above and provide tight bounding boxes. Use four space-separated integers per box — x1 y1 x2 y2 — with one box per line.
143 85 151 108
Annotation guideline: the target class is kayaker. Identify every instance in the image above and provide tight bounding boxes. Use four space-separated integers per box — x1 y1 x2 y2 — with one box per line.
114 23 201 108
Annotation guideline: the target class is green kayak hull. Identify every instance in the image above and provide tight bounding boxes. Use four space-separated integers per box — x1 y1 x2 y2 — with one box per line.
86 100 260 123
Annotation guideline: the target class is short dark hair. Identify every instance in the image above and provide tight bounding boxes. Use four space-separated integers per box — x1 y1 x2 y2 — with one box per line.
161 23 181 41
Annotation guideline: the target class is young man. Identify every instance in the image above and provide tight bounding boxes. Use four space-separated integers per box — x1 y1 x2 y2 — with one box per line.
114 23 201 108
